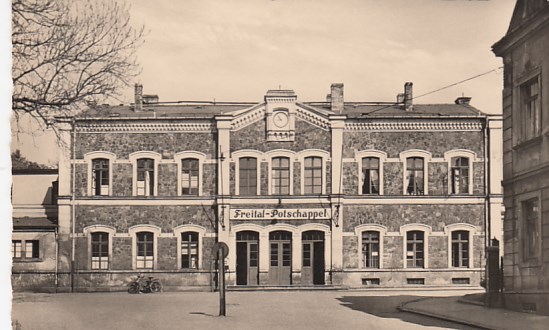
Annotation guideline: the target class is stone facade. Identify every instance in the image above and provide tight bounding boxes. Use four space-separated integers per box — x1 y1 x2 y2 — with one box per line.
493 0 549 315
42 85 503 292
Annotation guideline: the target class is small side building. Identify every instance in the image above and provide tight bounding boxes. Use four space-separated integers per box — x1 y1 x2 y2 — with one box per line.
492 0 549 315
11 169 58 292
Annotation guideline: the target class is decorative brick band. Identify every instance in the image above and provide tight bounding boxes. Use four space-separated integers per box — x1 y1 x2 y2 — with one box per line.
231 107 266 130
345 121 483 131
76 122 214 132
295 107 330 130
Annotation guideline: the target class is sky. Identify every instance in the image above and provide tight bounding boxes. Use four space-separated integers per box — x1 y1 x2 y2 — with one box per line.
9 0 516 166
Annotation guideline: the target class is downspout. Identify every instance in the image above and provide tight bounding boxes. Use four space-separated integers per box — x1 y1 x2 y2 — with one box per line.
482 119 490 289
54 227 58 293
71 119 76 292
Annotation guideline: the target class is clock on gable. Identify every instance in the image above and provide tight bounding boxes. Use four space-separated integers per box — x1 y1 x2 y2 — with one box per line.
265 90 296 142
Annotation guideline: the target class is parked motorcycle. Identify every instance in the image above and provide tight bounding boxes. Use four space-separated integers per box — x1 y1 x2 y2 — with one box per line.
127 274 162 294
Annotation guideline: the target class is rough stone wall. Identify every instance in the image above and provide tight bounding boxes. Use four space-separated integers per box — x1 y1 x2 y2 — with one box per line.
203 163 216 196
75 132 216 159
75 205 216 232
158 237 177 270
112 237 132 270
342 131 483 159
75 164 87 197
326 161 332 195
342 162 358 195
202 237 216 269
230 119 331 153
112 164 132 196
260 162 268 195
343 204 484 232
384 236 403 268
293 162 301 195
384 163 403 195
229 163 235 195
343 236 358 268
428 236 448 268
472 162 485 195
158 163 177 196
429 162 448 195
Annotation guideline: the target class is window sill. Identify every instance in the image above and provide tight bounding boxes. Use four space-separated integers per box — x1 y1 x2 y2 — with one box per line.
12 258 43 263
513 135 543 150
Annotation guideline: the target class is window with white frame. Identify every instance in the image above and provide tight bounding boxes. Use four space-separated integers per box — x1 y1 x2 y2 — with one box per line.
451 231 469 268
91 232 109 269
92 158 110 196
181 232 199 269
239 157 258 196
12 239 39 260
304 156 322 195
136 158 155 196
272 157 290 195
519 76 541 143
450 157 469 195
406 231 424 268
522 198 540 262
181 158 199 195
362 231 380 268
362 157 380 195
406 157 424 195
136 232 154 269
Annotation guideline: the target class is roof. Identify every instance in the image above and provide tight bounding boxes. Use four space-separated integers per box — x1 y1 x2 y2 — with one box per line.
12 168 58 175
76 101 485 120
13 217 57 230
507 0 549 35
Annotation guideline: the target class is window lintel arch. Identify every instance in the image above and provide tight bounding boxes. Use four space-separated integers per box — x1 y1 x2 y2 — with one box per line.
265 224 298 235
399 149 432 163
128 151 162 162
355 150 387 163
265 149 297 159
83 225 116 236
399 223 432 236
173 224 207 236
83 151 117 162
232 149 264 161
174 151 207 161
443 149 478 162
297 149 330 161
231 224 266 237
298 223 330 234
443 223 478 235
354 224 388 236
128 224 162 236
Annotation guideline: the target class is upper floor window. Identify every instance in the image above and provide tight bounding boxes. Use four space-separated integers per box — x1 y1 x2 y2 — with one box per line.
181 158 199 195
362 157 380 195
304 156 322 195
181 232 199 269
406 231 424 268
451 157 469 195
522 198 540 262
451 230 469 268
92 158 109 196
12 239 39 260
519 77 541 143
136 231 154 269
239 157 258 196
136 158 155 196
91 232 109 270
272 157 290 195
406 157 424 195
362 231 380 268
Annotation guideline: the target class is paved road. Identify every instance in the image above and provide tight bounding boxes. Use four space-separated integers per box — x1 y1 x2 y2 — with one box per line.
12 290 482 330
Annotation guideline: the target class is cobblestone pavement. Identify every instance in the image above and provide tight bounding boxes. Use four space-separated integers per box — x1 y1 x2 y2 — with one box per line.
11 290 482 330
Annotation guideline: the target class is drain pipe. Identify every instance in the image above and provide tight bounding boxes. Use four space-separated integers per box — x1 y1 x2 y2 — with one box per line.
71 119 76 292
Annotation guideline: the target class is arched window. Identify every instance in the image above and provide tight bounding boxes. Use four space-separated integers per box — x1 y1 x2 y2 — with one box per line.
450 157 470 195
92 159 110 196
136 158 155 196
406 230 425 268
451 230 469 268
136 231 154 269
91 232 109 270
272 157 290 195
362 231 380 268
361 157 380 195
181 158 199 195
304 156 322 195
406 157 424 195
181 232 199 269
239 157 258 196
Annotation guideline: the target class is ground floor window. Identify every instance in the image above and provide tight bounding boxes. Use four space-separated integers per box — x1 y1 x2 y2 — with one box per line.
91 232 109 269
362 231 380 268
451 231 469 268
136 232 154 269
11 240 39 260
406 231 424 268
181 232 199 269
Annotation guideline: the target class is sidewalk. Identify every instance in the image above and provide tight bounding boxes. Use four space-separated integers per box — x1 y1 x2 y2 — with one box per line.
399 295 549 330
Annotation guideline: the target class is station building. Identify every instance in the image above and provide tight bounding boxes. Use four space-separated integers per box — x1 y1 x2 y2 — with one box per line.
49 82 503 291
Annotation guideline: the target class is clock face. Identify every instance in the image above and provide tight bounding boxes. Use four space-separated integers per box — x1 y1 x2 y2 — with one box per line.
273 112 289 128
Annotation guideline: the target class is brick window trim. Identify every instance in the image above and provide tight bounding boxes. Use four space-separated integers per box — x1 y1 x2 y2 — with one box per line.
355 150 387 196
129 225 161 270
355 224 387 269
84 151 117 197
84 225 116 271
399 150 432 195
175 151 207 197
174 225 206 271
400 223 432 269
129 151 161 197
444 223 476 269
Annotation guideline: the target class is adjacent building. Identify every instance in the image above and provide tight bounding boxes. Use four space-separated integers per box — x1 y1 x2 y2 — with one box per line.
492 0 549 315
40 81 504 292
11 169 58 292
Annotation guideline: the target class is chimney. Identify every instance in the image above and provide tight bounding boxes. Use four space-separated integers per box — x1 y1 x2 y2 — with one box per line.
404 82 413 111
134 83 143 112
330 83 344 113
455 96 472 105
397 93 405 104
326 93 332 102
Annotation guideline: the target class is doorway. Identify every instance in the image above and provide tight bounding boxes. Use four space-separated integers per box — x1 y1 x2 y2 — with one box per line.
301 230 325 285
269 230 292 285
236 231 259 286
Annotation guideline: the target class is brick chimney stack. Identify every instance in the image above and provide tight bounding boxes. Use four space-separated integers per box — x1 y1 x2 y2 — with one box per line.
404 82 413 111
134 83 143 112
330 83 344 113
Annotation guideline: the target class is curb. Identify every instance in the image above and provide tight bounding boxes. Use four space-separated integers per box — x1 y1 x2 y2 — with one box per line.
397 297 493 330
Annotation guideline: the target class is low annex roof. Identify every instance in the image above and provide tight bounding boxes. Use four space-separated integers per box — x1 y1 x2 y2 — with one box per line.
13 217 57 231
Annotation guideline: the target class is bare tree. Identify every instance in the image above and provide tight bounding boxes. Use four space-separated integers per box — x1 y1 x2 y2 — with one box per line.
12 0 145 128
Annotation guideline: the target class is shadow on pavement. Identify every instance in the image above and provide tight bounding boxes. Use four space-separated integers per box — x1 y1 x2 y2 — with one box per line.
337 295 478 330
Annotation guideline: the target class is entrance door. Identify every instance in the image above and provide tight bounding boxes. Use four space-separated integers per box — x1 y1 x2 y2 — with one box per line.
302 230 325 285
269 231 292 285
236 231 259 286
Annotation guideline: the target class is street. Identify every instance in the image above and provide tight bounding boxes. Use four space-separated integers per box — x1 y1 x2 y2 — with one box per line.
12 290 482 330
